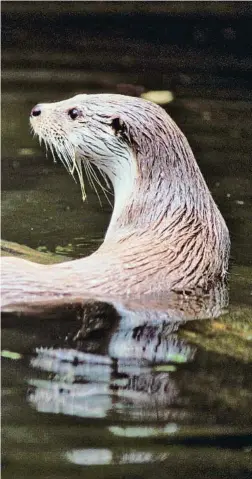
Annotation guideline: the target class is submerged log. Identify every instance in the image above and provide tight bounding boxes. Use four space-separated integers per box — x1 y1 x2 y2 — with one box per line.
1 239 70 265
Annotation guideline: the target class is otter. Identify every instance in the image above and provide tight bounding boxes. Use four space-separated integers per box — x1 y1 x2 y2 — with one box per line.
1 94 230 313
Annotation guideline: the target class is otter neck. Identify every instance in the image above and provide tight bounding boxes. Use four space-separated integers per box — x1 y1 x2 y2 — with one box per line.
102 136 215 243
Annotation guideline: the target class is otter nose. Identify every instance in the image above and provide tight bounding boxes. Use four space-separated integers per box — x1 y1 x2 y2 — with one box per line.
30 105 42 117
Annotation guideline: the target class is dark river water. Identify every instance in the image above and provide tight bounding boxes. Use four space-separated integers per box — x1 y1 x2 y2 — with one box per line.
2 6 252 478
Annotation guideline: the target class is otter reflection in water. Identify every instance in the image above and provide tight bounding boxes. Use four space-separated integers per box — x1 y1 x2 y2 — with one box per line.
27 289 226 422
1 94 230 313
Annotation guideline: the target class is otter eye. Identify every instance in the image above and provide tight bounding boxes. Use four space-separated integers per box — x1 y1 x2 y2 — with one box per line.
68 108 80 120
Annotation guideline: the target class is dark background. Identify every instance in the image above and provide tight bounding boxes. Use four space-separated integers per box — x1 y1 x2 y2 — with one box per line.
2 2 252 98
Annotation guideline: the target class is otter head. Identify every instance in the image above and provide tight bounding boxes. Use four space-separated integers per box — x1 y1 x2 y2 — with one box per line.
30 94 143 204
30 94 207 228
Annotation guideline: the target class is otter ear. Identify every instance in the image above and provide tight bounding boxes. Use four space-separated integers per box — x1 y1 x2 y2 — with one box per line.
111 115 131 144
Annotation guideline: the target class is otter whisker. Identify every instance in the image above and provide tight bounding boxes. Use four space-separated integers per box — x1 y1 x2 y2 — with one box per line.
52 143 71 173
48 143 58 165
55 142 76 178
96 165 113 193
88 161 111 195
62 141 76 171
74 153 87 201
85 161 103 206
43 139 50 159
88 162 113 207
85 162 100 203
83 161 93 197
29 125 35 138
49 140 82 195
